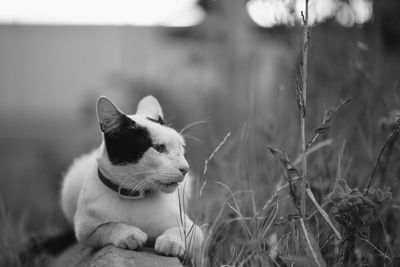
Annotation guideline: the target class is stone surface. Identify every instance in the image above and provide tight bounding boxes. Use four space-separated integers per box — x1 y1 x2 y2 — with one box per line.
50 243 183 267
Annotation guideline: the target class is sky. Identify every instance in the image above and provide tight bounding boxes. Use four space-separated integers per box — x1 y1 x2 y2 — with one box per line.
0 0 372 27
0 0 205 26
247 0 373 27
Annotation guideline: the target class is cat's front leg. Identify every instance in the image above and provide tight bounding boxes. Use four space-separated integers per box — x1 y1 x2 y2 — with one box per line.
76 221 148 250
109 223 148 250
155 224 204 260
155 227 185 257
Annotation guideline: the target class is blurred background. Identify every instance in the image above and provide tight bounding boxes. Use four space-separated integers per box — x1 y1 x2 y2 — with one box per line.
0 0 399 266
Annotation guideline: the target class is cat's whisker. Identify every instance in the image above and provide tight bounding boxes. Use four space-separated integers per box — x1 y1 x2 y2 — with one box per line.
128 170 158 176
182 133 203 145
116 170 158 187
149 172 176 179
136 179 155 191
118 176 145 195
180 120 208 134
112 169 186 197
119 179 148 198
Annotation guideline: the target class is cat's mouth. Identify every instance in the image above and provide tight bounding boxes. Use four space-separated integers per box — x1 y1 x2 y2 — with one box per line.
162 181 179 188
155 180 180 192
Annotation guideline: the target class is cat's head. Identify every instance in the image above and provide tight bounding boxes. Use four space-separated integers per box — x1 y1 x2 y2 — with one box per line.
96 95 189 194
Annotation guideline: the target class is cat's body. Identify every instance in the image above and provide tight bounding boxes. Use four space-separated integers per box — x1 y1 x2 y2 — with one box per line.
61 147 193 244
61 96 203 264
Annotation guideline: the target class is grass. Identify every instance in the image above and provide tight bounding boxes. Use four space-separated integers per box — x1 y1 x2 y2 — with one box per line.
1 5 400 267
187 3 400 266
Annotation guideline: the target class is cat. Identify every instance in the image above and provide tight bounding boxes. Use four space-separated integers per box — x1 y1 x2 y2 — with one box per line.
61 95 204 264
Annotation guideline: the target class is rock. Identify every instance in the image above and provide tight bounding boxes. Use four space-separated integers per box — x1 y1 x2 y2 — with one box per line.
50 243 183 267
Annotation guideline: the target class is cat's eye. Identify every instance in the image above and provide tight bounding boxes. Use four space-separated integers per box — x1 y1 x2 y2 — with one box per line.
153 144 167 153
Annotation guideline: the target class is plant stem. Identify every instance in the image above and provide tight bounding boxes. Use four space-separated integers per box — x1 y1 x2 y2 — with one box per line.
365 131 395 195
301 0 309 217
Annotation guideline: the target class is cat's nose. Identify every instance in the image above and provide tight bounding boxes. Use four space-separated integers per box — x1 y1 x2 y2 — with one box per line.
179 167 189 176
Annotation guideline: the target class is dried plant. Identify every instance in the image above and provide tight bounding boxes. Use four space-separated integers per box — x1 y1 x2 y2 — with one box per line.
327 179 392 265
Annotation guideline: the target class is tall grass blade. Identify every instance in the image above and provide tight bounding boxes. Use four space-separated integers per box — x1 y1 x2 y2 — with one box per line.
200 132 231 196
306 187 342 241
299 218 327 267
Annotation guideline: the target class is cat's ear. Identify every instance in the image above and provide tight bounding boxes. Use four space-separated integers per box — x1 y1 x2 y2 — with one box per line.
97 96 130 134
136 95 164 124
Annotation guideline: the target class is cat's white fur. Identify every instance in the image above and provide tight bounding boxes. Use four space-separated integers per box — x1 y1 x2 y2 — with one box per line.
61 96 203 264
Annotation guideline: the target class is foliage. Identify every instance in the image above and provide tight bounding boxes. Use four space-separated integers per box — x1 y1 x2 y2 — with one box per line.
327 179 392 265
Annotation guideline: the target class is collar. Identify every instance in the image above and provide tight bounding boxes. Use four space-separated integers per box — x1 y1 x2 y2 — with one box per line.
97 167 145 199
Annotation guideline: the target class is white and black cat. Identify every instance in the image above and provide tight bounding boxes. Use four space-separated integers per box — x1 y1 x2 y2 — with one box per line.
61 96 203 263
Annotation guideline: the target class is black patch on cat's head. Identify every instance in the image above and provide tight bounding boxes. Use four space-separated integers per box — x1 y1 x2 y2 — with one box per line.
104 115 153 165
147 116 165 125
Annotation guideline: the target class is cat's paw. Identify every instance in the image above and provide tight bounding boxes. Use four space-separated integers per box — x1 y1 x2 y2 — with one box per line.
113 227 147 250
154 235 185 257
